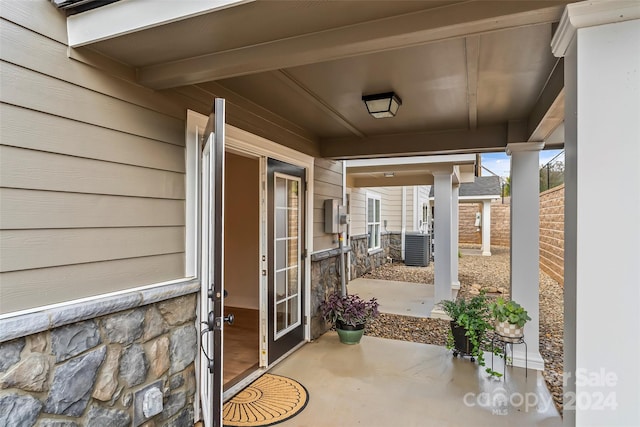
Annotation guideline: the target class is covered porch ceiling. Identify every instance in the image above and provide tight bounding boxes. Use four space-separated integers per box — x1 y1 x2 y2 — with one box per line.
68 0 570 159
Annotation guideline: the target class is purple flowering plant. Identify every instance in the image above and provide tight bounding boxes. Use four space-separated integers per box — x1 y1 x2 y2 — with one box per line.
320 292 380 327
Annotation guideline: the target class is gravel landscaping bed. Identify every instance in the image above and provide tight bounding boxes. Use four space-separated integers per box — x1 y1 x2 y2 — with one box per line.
361 245 564 415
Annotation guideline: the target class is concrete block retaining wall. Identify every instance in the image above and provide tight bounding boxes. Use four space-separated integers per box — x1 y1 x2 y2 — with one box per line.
457 188 565 286
458 201 511 247
459 204 482 244
539 185 565 285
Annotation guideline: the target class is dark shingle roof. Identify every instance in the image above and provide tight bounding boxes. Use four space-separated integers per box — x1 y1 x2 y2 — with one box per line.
429 176 501 198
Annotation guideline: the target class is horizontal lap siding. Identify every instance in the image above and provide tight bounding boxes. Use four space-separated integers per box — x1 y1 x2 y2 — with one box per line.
0 4 188 313
378 187 402 232
313 159 343 251
0 255 185 313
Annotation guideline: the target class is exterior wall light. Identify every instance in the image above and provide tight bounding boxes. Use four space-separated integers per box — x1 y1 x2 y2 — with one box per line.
362 92 402 118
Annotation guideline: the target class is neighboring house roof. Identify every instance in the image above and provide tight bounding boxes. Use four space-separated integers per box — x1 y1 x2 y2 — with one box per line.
429 176 501 199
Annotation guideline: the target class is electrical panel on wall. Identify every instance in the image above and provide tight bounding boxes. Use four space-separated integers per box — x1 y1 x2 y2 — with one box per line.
324 199 348 234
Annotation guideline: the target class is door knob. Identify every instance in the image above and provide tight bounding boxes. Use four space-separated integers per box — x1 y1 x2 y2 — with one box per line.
224 313 234 325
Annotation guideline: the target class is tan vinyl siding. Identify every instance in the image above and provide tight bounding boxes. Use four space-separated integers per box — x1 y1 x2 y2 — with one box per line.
0 254 185 314
378 186 402 232
0 189 184 230
348 188 366 236
1 104 185 172
0 0 68 45
0 2 188 313
349 187 402 235
313 158 343 251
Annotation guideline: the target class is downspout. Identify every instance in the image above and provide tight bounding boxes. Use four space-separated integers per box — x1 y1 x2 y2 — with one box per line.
342 161 350 286
401 186 406 260
413 186 419 231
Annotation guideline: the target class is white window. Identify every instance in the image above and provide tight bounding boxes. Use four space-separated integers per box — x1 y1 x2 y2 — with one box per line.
366 193 381 250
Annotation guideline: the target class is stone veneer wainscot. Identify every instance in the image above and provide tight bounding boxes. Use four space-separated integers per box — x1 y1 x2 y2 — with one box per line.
0 286 199 427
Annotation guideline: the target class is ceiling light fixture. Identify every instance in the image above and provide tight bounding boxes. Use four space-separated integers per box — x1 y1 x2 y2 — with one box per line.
383 172 395 178
362 92 402 118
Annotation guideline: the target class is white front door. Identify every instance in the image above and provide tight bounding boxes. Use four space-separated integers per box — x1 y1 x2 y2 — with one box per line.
199 99 227 427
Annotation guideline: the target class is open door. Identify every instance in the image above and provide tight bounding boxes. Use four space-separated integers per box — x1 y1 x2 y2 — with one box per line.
267 159 306 364
199 99 231 427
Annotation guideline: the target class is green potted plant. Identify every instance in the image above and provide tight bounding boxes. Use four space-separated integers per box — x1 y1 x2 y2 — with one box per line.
489 298 531 341
439 291 492 367
320 292 379 345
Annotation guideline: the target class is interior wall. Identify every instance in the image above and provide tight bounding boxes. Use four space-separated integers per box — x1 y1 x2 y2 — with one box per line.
224 152 260 310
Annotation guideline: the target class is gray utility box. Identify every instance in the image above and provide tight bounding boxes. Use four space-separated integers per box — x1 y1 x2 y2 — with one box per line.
404 232 431 267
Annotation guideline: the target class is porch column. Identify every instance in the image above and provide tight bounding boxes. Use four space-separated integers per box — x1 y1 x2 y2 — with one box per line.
506 142 545 371
481 200 491 256
552 4 640 426
430 170 453 317
451 183 460 289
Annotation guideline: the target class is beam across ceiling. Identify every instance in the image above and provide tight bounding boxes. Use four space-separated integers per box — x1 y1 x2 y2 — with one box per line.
137 1 568 89
348 175 435 188
465 36 480 130
320 125 507 159
527 58 565 142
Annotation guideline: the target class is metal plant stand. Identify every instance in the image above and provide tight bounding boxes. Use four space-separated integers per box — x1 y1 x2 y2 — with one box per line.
491 333 528 378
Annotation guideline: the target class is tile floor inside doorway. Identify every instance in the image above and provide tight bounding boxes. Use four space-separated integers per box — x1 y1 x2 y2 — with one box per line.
268 332 562 427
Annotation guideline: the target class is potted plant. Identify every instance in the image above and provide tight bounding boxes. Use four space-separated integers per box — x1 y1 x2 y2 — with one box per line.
439 291 492 366
320 292 379 345
489 298 531 341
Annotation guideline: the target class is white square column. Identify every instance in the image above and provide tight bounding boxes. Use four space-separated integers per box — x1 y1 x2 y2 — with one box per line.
507 142 545 371
430 170 454 317
552 4 640 426
451 184 460 289
481 200 491 256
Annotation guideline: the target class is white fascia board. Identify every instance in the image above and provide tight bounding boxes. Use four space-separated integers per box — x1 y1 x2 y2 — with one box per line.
67 0 254 47
344 154 476 169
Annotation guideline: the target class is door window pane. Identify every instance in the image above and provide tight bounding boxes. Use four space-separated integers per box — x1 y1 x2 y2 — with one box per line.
276 271 286 300
287 180 298 207
275 177 286 207
287 267 298 296
276 302 286 332
288 297 298 325
287 239 298 267
276 209 287 238
276 240 286 270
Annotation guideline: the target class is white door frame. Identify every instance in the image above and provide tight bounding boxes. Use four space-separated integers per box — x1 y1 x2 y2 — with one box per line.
188 110 314 421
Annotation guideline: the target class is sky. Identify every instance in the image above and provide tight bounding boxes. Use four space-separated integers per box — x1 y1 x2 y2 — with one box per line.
481 149 564 178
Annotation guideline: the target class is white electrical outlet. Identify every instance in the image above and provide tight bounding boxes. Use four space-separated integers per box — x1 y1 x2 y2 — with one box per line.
142 387 163 418
133 380 164 426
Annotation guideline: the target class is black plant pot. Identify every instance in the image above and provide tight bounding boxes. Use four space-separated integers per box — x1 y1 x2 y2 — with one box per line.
450 322 470 352
450 321 474 360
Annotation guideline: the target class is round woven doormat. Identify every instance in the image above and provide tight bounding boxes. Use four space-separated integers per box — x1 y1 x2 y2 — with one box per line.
223 374 309 427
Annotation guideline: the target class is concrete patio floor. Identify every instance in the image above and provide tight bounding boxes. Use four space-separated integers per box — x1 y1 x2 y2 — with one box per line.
347 278 435 318
269 333 561 427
